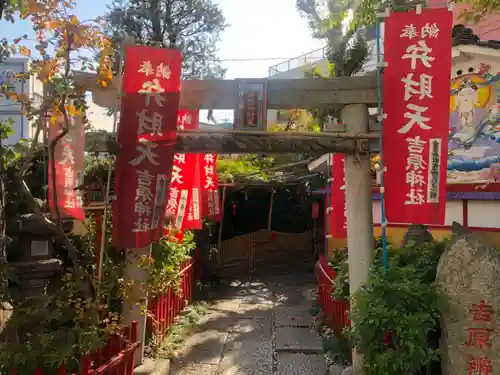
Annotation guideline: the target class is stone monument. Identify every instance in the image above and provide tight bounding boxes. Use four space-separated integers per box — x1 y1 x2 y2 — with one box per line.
400 224 433 248
436 222 500 375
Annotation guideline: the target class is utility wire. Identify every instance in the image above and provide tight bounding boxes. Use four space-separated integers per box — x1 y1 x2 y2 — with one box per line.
216 57 301 62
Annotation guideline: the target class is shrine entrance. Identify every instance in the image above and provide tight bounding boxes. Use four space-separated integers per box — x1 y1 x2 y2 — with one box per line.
78 73 379 277
76 71 380 368
213 174 318 278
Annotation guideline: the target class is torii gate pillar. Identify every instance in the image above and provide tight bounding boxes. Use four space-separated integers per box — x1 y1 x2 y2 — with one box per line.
342 103 374 372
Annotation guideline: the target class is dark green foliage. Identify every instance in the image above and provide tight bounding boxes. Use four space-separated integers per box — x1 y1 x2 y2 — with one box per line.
323 329 352 366
349 0 495 31
329 247 349 300
296 0 370 127
104 0 228 79
330 237 394 300
347 238 449 375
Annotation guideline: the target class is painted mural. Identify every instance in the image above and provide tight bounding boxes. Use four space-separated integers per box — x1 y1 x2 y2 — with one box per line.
448 63 500 184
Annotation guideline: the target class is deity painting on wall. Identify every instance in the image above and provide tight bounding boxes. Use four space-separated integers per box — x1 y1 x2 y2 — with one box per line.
448 63 500 185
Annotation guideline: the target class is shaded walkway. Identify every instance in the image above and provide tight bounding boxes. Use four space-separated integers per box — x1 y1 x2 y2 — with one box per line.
171 264 327 375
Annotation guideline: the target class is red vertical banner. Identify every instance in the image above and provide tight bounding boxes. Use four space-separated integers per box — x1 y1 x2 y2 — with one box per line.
182 111 203 230
166 110 200 230
383 8 452 225
184 155 203 230
201 153 221 222
312 202 319 219
113 45 182 249
48 115 85 221
328 154 347 238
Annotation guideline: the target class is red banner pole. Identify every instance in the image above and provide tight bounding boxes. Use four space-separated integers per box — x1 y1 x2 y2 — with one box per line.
97 42 125 282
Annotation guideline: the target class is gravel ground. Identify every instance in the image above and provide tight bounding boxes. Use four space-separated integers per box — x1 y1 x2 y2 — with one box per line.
171 267 326 375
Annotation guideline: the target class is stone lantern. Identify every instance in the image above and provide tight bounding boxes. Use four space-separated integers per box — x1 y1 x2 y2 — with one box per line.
400 224 434 248
9 213 63 301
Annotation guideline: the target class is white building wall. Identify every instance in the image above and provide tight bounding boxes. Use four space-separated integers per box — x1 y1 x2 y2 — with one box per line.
266 25 384 127
0 59 111 143
0 58 48 144
373 200 464 227
0 58 31 145
468 201 500 228
374 199 500 230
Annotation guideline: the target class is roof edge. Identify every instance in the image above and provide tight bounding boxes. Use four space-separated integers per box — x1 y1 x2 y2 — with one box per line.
452 24 500 50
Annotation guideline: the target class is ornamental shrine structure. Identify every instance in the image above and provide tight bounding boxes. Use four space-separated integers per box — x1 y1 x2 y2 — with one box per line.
74 69 379 368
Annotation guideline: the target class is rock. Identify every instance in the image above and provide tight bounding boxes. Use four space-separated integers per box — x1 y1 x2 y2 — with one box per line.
341 366 357 375
436 223 500 375
451 221 471 237
329 364 345 375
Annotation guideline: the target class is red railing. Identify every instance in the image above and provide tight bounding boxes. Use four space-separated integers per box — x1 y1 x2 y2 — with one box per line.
147 251 199 337
317 254 351 332
11 321 140 375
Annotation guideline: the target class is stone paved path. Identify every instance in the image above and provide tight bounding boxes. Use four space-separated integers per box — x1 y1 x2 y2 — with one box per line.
170 265 327 375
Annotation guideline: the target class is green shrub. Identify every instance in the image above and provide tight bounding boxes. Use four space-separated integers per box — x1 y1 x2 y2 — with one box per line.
347 239 449 375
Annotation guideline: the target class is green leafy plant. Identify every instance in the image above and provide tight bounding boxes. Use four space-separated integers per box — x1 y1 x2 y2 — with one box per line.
120 230 197 301
146 301 209 359
347 239 449 375
0 209 125 374
310 303 351 366
330 237 395 300
329 248 349 300
216 154 274 182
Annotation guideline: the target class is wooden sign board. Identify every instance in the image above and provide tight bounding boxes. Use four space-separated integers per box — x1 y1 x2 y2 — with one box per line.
234 79 267 131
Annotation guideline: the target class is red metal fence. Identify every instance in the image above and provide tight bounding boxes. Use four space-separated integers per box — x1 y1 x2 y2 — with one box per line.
11 321 140 375
147 251 199 337
317 254 351 332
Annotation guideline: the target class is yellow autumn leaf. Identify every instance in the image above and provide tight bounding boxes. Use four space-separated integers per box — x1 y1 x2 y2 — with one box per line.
24 3 46 16
7 93 18 102
45 20 61 30
19 46 31 57
65 104 81 116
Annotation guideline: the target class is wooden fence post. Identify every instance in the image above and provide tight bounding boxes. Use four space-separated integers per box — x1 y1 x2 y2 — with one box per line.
267 188 274 230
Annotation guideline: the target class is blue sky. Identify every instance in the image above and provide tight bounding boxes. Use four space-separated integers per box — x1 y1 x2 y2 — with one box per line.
3 0 324 78
1 0 325 127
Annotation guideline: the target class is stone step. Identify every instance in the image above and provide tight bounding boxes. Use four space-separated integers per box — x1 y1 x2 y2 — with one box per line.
278 353 328 375
275 326 323 354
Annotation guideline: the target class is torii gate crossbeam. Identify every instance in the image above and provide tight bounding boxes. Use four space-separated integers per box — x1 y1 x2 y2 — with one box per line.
74 72 379 154
85 129 378 154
